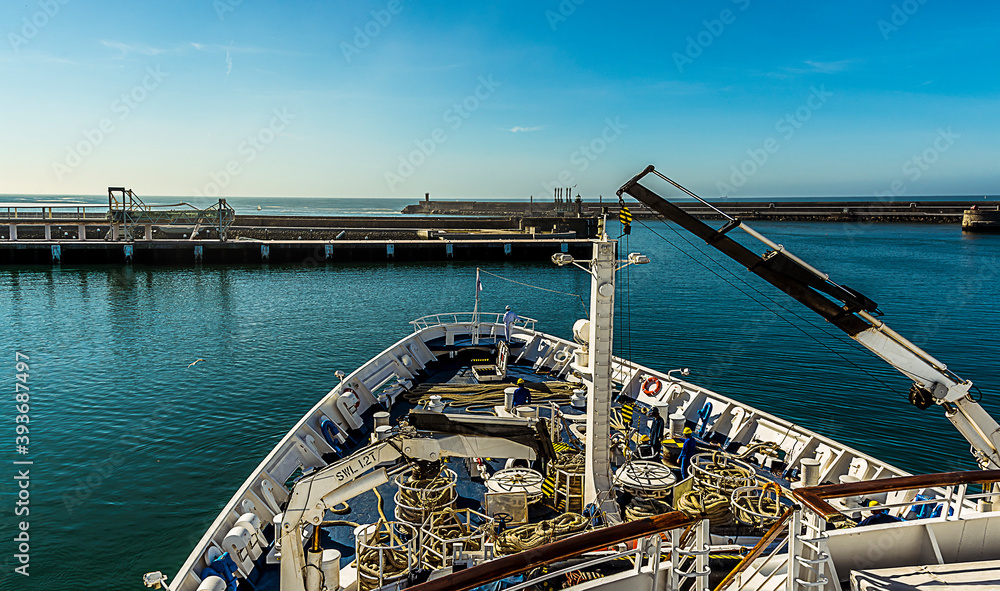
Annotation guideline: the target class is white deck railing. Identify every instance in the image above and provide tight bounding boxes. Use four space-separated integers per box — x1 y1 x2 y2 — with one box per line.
409 311 538 333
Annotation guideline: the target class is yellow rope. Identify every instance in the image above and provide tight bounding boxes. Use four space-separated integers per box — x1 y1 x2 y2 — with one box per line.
373 488 388 523
422 508 488 568
395 472 456 525
494 513 588 555
404 381 576 407
624 496 673 522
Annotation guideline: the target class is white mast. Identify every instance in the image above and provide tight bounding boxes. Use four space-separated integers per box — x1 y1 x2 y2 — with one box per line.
553 224 648 522
584 236 618 518
473 268 481 345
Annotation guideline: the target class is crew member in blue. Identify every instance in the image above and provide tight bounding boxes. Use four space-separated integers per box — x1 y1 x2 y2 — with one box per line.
648 406 665 450
512 378 531 406
502 305 520 341
677 427 697 477
858 500 904 527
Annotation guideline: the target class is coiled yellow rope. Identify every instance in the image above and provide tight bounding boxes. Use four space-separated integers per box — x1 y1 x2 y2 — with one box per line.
624 496 674 522
494 513 588 555
731 482 786 529
404 381 576 407
676 489 734 527
421 508 488 568
356 521 414 591
692 451 758 495
395 472 456 525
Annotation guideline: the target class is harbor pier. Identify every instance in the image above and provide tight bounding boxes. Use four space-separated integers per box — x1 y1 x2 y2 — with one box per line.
0 190 598 265
0 238 592 265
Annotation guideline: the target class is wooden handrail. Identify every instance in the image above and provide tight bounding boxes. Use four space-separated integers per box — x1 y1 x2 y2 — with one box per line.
792 470 1000 520
713 508 793 591
406 512 696 591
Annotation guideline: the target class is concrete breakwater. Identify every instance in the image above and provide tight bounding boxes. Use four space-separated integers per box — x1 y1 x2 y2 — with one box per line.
403 199 1000 223
961 206 1000 232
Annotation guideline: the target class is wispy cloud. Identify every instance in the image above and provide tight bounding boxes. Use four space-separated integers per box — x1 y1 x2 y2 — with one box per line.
100 40 173 58
190 41 291 56
757 59 862 80
508 125 545 133
102 40 280 61
790 59 861 74
225 43 233 78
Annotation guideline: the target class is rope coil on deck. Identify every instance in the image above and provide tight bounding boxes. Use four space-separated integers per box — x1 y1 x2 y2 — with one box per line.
624 496 674 522
690 451 759 495
493 513 589 555
404 381 576 407
394 468 457 526
421 508 490 568
731 482 788 529
356 520 417 591
676 489 733 527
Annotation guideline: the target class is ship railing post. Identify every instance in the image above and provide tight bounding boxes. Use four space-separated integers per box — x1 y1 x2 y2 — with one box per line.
953 484 967 520
696 518 710 591
669 527 680 591
787 509 800 591
942 485 955 520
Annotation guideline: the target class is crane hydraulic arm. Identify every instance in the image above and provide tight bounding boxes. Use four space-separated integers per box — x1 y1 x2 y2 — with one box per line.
618 165 1000 471
279 413 544 591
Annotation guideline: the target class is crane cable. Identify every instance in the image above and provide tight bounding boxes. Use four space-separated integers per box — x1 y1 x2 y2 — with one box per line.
634 216 912 401
476 268 589 315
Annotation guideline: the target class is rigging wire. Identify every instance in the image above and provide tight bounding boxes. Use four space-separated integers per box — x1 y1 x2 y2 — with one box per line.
477 268 589 314
622 217 634 378
633 216 910 400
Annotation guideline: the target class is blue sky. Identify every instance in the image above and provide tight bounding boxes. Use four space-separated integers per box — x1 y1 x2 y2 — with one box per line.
2 0 997 199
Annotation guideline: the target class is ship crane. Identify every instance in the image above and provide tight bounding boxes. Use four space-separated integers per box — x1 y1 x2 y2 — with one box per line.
618 165 1000 471
278 411 552 591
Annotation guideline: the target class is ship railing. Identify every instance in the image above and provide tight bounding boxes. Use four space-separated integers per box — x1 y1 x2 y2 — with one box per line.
791 510 833 591
409 312 538 334
716 470 1000 591
715 508 794 591
482 520 710 591
405 512 702 591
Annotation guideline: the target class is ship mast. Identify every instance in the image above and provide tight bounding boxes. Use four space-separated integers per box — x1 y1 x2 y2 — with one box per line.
554 222 648 521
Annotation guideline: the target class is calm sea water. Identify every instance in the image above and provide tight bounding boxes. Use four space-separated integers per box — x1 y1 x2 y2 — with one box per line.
2 201 999 589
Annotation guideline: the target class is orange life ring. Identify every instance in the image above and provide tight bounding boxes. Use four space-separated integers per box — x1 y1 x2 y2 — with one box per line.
642 377 662 395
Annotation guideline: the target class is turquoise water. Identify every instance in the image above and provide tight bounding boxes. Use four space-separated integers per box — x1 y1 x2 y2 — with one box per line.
2 211 999 589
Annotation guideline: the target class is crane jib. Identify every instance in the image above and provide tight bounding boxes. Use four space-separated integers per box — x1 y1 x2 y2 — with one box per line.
620 180 872 337
618 166 1000 470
